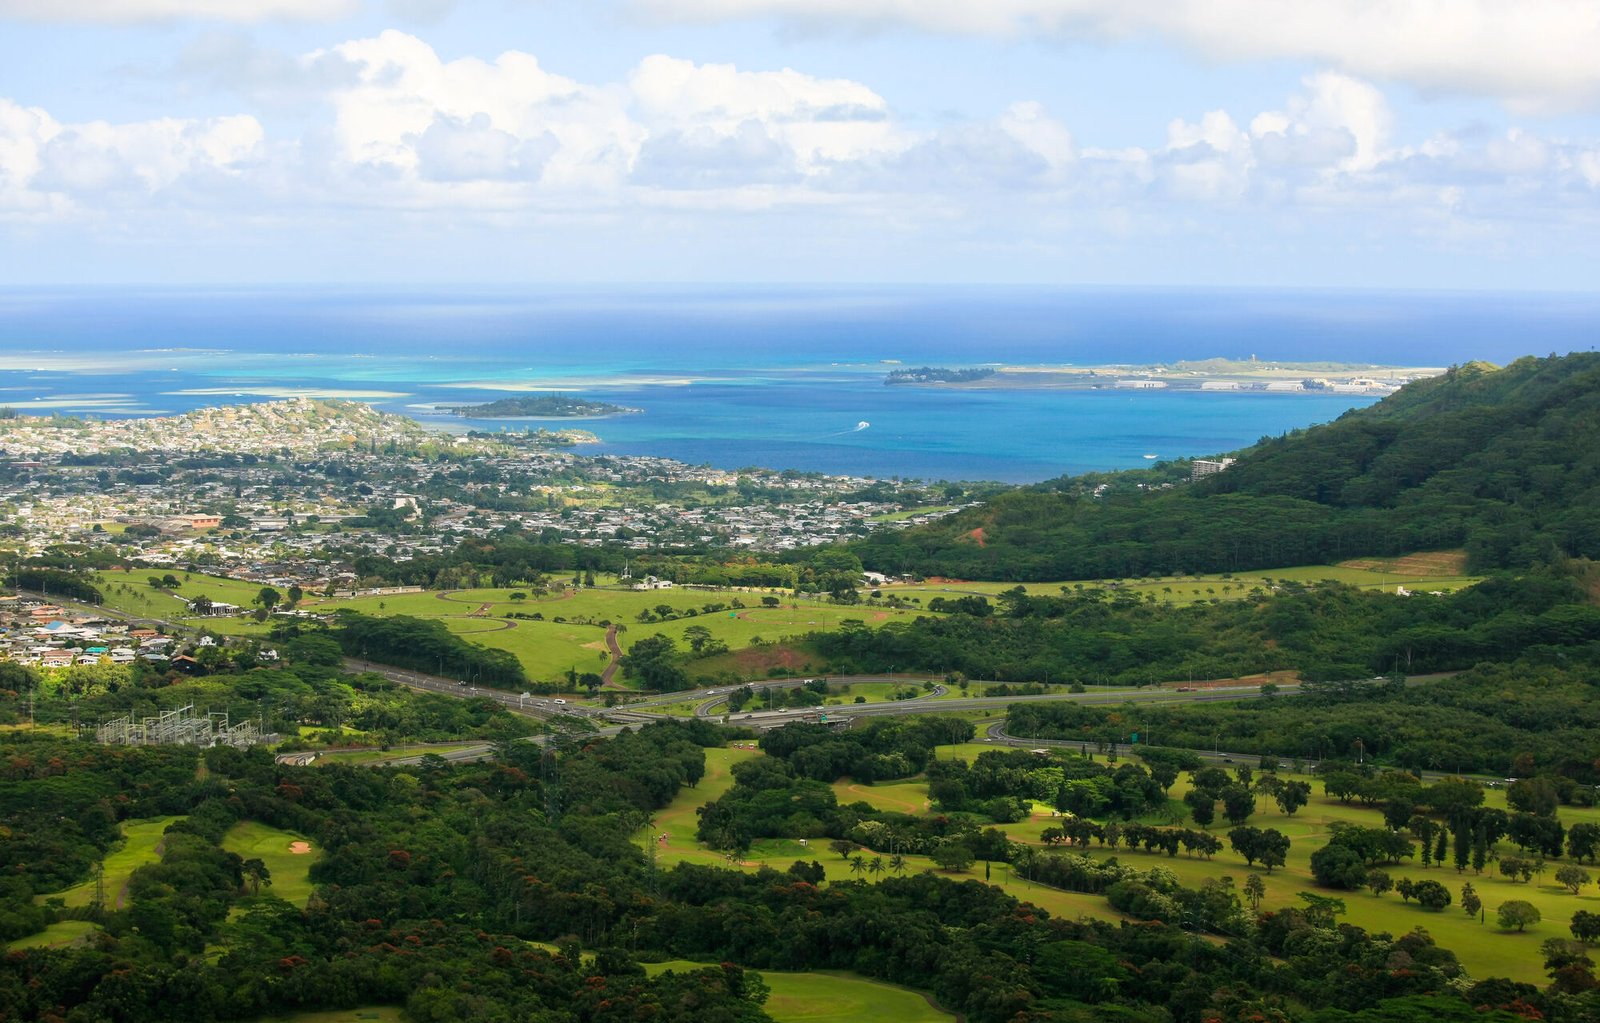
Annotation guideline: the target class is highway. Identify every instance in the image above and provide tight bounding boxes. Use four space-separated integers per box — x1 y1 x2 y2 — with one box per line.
35 588 1449 777
324 662 1347 768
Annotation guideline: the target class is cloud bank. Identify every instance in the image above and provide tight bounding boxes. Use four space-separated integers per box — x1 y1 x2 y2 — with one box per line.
1 31 1597 280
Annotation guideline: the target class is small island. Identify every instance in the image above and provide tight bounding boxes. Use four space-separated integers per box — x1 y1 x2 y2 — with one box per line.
884 366 997 385
445 395 641 418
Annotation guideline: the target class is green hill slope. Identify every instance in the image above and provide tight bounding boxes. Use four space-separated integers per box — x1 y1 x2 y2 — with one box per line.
855 352 1600 580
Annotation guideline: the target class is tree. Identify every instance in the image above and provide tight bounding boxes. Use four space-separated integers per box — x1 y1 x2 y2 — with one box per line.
932 840 975 873
1556 865 1592 895
255 586 282 613
1228 826 1288 872
682 625 714 655
1275 780 1311 817
1571 909 1600 944
1568 822 1600 865
241 858 271 895
621 634 688 692
1221 785 1255 827
1498 900 1542 932
1412 879 1451 910
1540 938 1597 993
1461 883 1481 920
868 856 885 881
888 854 906 876
286 583 303 608
1507 776 1559 817
1366 871 1393 898
1257 828 1290 873
829 839 855 860
849 855 866 878
1184 790 1215 828
1230 826 1265 867
1243 873 1265 912
1310 844 1368 890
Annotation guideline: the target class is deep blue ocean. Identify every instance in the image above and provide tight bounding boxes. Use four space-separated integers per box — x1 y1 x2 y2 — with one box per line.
1 286 1595 482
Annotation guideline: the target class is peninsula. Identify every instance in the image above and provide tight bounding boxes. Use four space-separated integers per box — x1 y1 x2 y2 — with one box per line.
445 395 641 418
883 358 1444 395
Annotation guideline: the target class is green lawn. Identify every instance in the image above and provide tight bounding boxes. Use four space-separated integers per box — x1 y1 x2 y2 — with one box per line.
643 961 952 1023
879 557 1480 608
222 821 319 907
95 569 271 618
303 585 932 686
6 919 99 950
642 742 1588 985
40 815 184 910
868 505 958 524
637 747 1125 927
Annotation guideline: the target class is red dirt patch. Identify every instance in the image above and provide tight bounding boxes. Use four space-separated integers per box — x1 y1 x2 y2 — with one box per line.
726 643 810 675
289 841 311 855
1337 549 1468 576
966 527 987 547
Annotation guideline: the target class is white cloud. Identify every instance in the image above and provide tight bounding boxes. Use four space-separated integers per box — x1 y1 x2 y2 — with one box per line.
314 30 639 195
0 0 354 21
635 0 1600 111
0 98 261 215
628 55 908 174
3 31 1599 281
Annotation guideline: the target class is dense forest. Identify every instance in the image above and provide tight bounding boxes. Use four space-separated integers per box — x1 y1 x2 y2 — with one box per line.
802 568 1600 691
1003 646 1600 781
4 716 1594 1023
852 354 1600 579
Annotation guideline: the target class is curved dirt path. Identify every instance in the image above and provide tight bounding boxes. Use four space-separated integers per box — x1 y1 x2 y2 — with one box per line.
442 616 516 633
599 625 625 688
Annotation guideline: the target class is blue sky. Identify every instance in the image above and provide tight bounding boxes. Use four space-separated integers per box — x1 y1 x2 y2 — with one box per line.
0 0 1597 288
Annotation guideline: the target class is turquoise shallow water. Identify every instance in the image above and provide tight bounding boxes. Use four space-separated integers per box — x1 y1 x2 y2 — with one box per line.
1 285 1593 481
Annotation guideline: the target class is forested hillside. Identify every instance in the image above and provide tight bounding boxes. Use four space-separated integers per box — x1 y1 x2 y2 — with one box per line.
854 353 1600 580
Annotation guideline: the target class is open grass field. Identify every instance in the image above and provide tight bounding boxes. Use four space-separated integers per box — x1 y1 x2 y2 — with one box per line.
879 551 1480 607
868 505 958 524
6 919 98 950
643 741 1591 985
642 961 952 1023
94 569 269 618
221 822 319 906
637 747 1127 928
300 584 931 685
41 815 184 910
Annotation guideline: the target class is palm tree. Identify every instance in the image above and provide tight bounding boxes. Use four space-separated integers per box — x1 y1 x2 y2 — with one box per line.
849 855 866 878
889 854 906 876
868 856 885 881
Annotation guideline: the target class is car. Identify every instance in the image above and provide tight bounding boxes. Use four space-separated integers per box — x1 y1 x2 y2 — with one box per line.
455 681 468 687
553 699 567 705
1220 756 1233 763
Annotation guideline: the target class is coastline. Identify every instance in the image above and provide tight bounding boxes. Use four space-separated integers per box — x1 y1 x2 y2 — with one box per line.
885 359 1444 396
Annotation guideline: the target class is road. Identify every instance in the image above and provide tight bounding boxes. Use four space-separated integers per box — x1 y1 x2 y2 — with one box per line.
329 671 1352 768
40 586 1450 776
